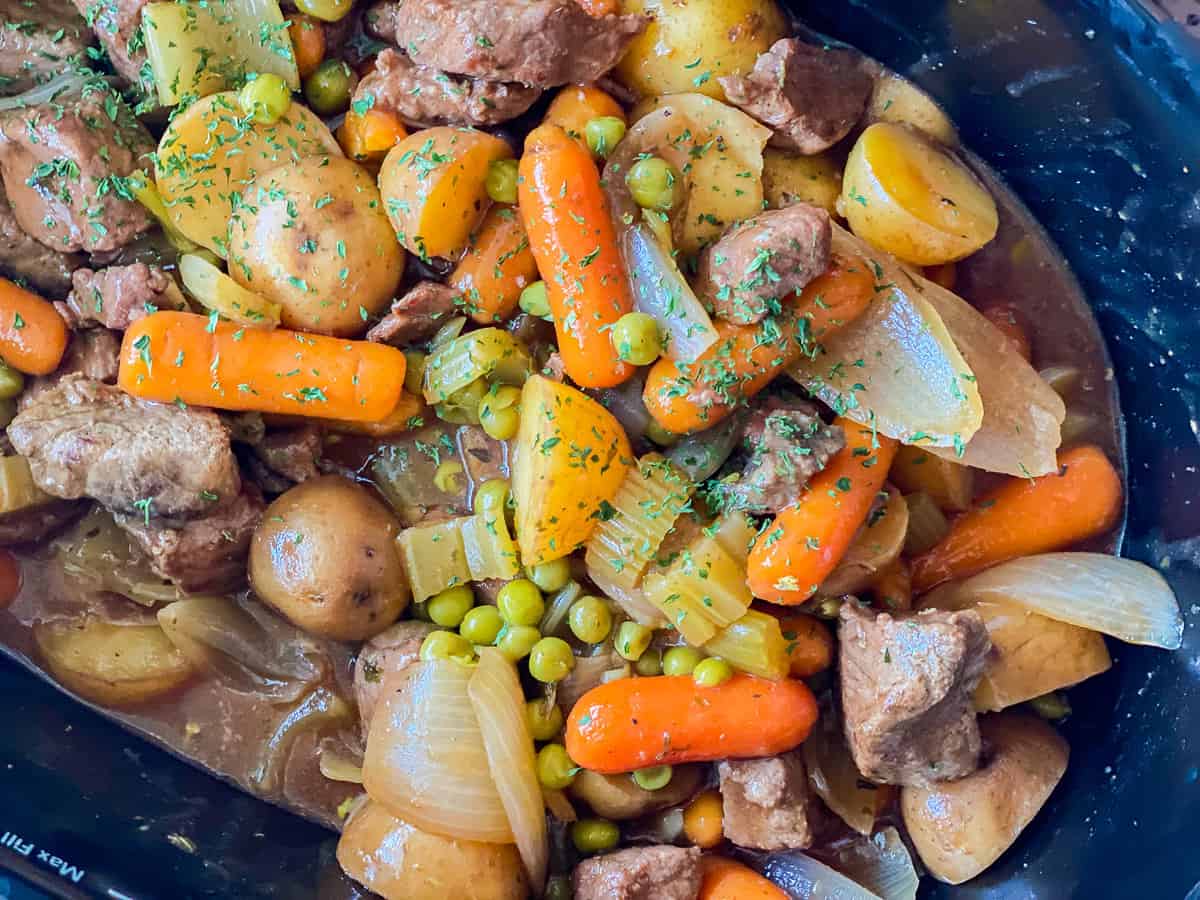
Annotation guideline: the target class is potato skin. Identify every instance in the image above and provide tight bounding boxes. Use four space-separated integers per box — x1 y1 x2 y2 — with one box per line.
228 156 403 336
615 0 787 100
249 476 410 641
568 765 704 820
762 150 843 215
336 800 527 900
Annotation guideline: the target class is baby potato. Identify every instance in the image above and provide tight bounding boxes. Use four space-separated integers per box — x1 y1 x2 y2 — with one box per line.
337 800 527 900
842 122 998 265
901 713 1068 884
379 127 510 260
155 91 341 255
249 476 410 641
34 618 194 707
568 765 704 820
615 0 787 100
227 157 403 336
762 150 843 215
865 73 959 147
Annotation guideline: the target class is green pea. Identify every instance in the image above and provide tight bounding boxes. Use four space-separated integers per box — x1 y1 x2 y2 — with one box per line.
644 419 678 447
1030 691 1072 720
419 630 474 662
662 646 703 677
518 280 551 318
693 657 733 688
529 636 574 683
615 621 652 662
0 362 24 401
525 698 564 742
303 59 356 115
625 156 680 212
496 624 541 661
238 73 291 124
427 585 474 628
460 605 504 646
433 460 465 494
544 876 573 900
479 385 522 441
486 158 519 204
610 312 661 366
525 557 571 593
634 647 662 677
473 478 511 517
295 0 350 22
497 579 545 627
567 595 612 644
536 742 577 790
403 351 426 395
584 116 626 158
632 765 673 791
571 818 620 853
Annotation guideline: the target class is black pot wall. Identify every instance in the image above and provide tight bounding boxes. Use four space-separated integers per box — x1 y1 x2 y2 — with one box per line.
0 2 1197 898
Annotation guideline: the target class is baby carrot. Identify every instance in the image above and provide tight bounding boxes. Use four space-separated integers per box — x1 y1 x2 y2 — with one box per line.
544 84 625 152
287 15 326 79
911 444 1122 591
643 254 875 434
338 108 407 162
0 277 68 375
564 674 818 774
519 123 635 388
118 311 406 422
450 204 538 325
698 857 789 900
748 418 899 604
774 614 834 677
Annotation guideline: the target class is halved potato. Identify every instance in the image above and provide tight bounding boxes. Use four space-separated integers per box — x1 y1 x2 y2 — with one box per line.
34 618 194 707
762 150 843 215
841 122 998 265
864 73 959 146
155 92 341 255
379 127 510 260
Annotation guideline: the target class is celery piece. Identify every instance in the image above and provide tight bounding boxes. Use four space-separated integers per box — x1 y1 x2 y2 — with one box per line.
422 328 533 404
461 510 521 582
0 456 52 515
705 610 790 680
710 511 757 565
642 532 753 646
397 519 471 604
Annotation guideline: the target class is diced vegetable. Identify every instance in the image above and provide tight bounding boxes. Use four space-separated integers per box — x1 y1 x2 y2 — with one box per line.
461 508 522 582
178 253 281 328
0 455 52 515
0 277 68 375
423 328 533 404
397 519 470 603
890 444 974 512
703 610 790 680
642 530 753 645
510 376 632 566
762 150 842 214
775 614 834 678
821 487 909 595
450 206 539 326
338 108 408 162
699 857 789 900
865 72 959 146
545 84 626 151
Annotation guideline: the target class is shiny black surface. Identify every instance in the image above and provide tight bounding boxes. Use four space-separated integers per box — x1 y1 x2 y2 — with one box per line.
1 1 1198 897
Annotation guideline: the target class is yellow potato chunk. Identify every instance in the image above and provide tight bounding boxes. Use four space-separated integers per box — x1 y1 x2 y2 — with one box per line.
865 73 959 146
378 127 510 260
842 122 998 265
762 149 843 215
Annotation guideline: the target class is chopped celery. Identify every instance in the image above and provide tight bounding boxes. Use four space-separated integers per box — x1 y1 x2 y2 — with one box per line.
0 456 51 515
704 610 790 680
642 531 753 646
423 328 534 404
710 511 757 565
397 519 470 603
461 508 521 582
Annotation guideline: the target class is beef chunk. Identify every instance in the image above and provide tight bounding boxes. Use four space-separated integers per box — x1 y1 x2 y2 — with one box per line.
839 602 992 787
253 426 322 485
58 263 185 330
353 49 540 127
718 751 820 850
0 80 154 254
0 0 93 95
698 204 832 324
573 845 702 900
724 402 844 514
366 281 460 346
353 619 436 732
20 327 120 409
8 376 241 517
366 0 645 88
0 184 82 297
0 498 84 546
114 486 264 592
721 39 872 155
70 0 151 88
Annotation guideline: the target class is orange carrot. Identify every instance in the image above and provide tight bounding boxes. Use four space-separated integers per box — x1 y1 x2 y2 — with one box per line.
450 204 539 325
911 444 1122 591
544 84 625 153
564 674 817 774
643 255 876 434
981 304 1031 362
0 277 68 375
0 550 20 609
118 311 405 422
288 15 326 79
269 389 426 436
775 614 834 677
748 417 899 604
338 108 407 162
682 791 724 849
871 558 913 611
519 124 635 388
699 857 789 900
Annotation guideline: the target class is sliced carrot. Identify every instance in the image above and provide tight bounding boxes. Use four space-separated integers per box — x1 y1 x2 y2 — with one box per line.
699 857 789 900
450 204 539 325
118 311 405 422
911 444 1122 591
544 84 625 153
0 550 20 609
871 558 913 611
338 108 408 162
748 417 899 604
980 304 1031 362
774 614 834 677
288 15 326 79
643 254 875 434
0 277 68 375
518 124 635 388
564 674 817 774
